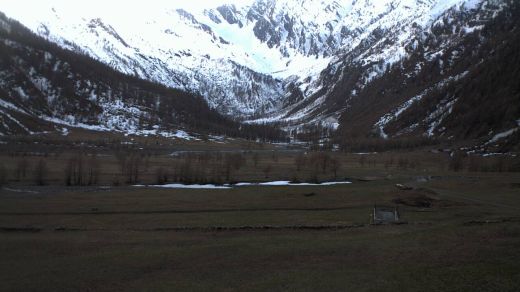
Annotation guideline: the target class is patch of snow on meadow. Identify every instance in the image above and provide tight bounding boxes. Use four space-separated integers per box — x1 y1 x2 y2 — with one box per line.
135 184 232 189
134 180 352 189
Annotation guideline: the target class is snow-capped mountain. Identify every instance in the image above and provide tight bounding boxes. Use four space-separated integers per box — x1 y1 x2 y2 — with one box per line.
1 0 519 149
2 0 334 117
0 13 289 141
246 0 493 126
0 0 486 118
332 0 520 151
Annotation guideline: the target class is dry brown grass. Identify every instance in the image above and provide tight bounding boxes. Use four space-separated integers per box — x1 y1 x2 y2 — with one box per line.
1 170 520 291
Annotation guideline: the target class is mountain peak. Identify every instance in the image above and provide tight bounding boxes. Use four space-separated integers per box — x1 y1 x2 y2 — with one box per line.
2 0 516 149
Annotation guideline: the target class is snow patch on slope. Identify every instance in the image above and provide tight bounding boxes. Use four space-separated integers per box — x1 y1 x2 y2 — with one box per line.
485 128 519 145
375 71 470 138
1 0 493 126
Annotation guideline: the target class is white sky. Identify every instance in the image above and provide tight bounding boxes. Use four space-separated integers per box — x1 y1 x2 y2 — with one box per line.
0 0 251 10
0 0 332 78
0 0 256 34
0 0 253 19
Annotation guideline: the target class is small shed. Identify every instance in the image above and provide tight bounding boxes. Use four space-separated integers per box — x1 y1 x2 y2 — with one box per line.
372 205 400 224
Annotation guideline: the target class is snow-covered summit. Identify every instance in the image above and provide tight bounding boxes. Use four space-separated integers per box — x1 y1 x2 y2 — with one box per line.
0 0 490 119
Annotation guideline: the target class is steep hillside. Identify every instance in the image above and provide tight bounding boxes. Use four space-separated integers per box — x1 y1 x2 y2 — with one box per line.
0 13 286 141
2 0 488 120
243 0 497 128
1 0 518 150
334 0 519 152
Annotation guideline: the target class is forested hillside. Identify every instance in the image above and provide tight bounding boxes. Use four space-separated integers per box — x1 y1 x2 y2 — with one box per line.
0 13 286 141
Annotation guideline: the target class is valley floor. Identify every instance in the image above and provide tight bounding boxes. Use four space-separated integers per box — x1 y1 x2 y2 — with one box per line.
1 170 520 291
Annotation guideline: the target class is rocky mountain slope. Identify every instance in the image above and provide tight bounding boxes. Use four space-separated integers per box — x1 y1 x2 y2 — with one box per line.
0 13 286 141
333 0 520 152
1 1 486 118
1 0 518 149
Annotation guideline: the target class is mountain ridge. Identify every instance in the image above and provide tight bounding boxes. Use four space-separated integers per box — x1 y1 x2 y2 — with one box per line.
2 0 481 119
1 0 518 151
0 13 287 142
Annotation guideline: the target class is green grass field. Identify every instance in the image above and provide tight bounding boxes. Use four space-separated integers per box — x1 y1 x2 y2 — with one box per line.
1 168 519 291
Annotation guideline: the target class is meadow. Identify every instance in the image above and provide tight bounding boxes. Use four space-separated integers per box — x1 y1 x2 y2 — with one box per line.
1 132 519 291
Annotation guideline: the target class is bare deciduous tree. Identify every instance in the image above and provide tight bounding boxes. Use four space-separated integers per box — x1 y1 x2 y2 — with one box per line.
156 167 169 184
294 153 306 172
65 153 99 186
263 164 272 179
87 155 100 185
34 159 48 186
321 153 330 173
14 158 29 181
0 164 6 187
359 155 366 167
330 158 342 179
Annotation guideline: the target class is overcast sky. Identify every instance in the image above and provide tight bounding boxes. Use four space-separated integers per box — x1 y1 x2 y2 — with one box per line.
1 0 249 10
1 0 254 19
0 0 258 31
